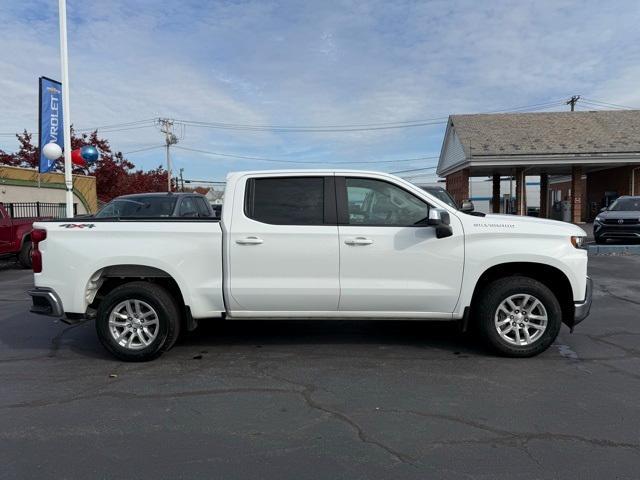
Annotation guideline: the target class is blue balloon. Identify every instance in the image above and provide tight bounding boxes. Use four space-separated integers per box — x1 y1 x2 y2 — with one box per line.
80 145 99 163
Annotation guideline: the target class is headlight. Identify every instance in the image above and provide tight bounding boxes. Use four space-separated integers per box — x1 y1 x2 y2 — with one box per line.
594 215 603 223
570 236 585 248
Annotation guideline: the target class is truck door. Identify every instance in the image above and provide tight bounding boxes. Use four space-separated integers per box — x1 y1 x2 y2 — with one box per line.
336 176 464 315
227 175 340 313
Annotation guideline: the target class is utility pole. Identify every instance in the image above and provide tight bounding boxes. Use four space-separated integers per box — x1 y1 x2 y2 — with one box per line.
179 168 185 192
566 95 580 111
159 118 178 192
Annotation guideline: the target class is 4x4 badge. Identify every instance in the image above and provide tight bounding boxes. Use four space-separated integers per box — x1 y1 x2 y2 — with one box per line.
59 224 96 229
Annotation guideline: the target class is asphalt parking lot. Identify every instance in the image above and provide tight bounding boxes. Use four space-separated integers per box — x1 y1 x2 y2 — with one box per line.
1 256 639 479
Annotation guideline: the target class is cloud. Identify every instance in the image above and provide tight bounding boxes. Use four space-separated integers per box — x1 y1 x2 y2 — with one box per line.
1 0 639 182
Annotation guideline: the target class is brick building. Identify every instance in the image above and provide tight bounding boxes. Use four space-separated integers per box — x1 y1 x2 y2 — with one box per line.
436 110 640 222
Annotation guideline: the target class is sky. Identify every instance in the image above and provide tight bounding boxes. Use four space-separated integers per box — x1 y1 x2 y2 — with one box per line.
0 0 639 185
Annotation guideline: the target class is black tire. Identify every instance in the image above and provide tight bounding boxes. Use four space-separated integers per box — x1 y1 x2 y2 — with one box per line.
18 240 32 269
594 236 605 245
476 276 562 357
96 281 181 361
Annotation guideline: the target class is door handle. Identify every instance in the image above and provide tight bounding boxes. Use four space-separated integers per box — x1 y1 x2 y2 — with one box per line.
344 237 373 246
236 236 264 245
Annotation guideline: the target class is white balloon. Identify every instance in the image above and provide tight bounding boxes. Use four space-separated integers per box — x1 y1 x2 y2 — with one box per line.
42 142 63 161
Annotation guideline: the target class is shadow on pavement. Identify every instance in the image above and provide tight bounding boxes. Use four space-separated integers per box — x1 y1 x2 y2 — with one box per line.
0 310 489 362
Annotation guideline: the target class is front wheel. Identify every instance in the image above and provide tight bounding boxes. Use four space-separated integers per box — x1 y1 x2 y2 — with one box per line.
476 276 562 357
96 281 181 361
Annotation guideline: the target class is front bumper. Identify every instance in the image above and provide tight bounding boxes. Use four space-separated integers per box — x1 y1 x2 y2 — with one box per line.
594 223 640 240
572 276 593 329
28 288 64 318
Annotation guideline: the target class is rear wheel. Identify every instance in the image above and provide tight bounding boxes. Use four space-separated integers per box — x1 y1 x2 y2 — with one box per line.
18 240 32 269
96 281 181 361
476 276 562 357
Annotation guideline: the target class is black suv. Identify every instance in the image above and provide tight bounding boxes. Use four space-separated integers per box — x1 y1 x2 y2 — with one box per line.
594 196 640 244
95 193 215 218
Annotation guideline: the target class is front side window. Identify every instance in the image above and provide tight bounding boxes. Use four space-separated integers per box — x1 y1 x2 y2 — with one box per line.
246 177 324 225
345 178 429 226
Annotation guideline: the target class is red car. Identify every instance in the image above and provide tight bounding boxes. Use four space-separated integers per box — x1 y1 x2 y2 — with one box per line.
0 203 53 268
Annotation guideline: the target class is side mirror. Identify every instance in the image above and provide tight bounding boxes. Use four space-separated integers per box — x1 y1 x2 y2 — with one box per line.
599 207 607 212
460 200 475 213
427 208 453 238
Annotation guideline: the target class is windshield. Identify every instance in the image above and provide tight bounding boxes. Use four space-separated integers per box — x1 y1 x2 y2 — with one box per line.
420 187 458 209
96 196 178 218
608 197 640 212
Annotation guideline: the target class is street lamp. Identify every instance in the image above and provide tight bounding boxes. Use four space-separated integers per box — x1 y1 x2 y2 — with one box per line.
58 0 74 218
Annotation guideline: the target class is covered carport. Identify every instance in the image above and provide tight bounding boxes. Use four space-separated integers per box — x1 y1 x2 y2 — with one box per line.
437 110 640 222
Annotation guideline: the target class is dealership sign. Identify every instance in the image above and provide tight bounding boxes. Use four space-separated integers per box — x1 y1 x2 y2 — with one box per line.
38 77 64 173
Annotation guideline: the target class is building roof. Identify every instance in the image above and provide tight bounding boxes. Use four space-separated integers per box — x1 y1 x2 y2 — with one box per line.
452 110 640 156
438 110 640 176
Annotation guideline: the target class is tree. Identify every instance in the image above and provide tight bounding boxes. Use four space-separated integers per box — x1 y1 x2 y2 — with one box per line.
0 130 39 168
0 129 168 201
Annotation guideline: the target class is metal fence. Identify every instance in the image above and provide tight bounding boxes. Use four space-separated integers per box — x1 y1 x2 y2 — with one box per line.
2 202 77 219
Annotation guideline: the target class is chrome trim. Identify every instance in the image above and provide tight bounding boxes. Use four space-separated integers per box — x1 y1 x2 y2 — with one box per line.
600 232 640 238
28 288 64 317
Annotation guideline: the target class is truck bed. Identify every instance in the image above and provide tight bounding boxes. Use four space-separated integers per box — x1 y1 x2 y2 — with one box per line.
33 219 225 318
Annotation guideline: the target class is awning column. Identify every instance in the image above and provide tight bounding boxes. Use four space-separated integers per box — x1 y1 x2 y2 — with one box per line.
539 173 549 218
515 168 527 215
492 174 500 213
446 169 470 206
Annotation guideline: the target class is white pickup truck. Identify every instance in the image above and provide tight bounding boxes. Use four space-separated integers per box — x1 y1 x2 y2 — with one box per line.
28 170 592 361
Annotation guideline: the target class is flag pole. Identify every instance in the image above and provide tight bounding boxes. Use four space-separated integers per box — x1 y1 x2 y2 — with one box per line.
58 0 73 218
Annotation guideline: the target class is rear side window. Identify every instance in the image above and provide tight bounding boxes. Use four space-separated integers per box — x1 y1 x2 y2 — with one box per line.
194 197 211 217
245 177 324 225
178 197 199 217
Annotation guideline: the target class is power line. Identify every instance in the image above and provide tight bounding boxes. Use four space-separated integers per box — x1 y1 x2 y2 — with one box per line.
2 97 634 148
0 98 615 139
78 124 157 134
480 99 568 114
181 116 450 129
177 118 448 133
174 145 438 165
123 145 166 155
174 99 571 133
390 166 438 174
580 98 637 110
75 118 157 132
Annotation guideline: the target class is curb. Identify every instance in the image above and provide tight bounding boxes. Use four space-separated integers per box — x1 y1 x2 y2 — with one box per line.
588 244 640 256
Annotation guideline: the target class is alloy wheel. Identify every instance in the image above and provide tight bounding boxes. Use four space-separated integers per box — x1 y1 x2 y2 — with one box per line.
108 299 160 350
494 294 548 346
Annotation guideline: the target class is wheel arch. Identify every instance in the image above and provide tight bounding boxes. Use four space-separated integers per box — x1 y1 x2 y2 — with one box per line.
469 262 575 322
20 231 31 249
85 264 191 328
